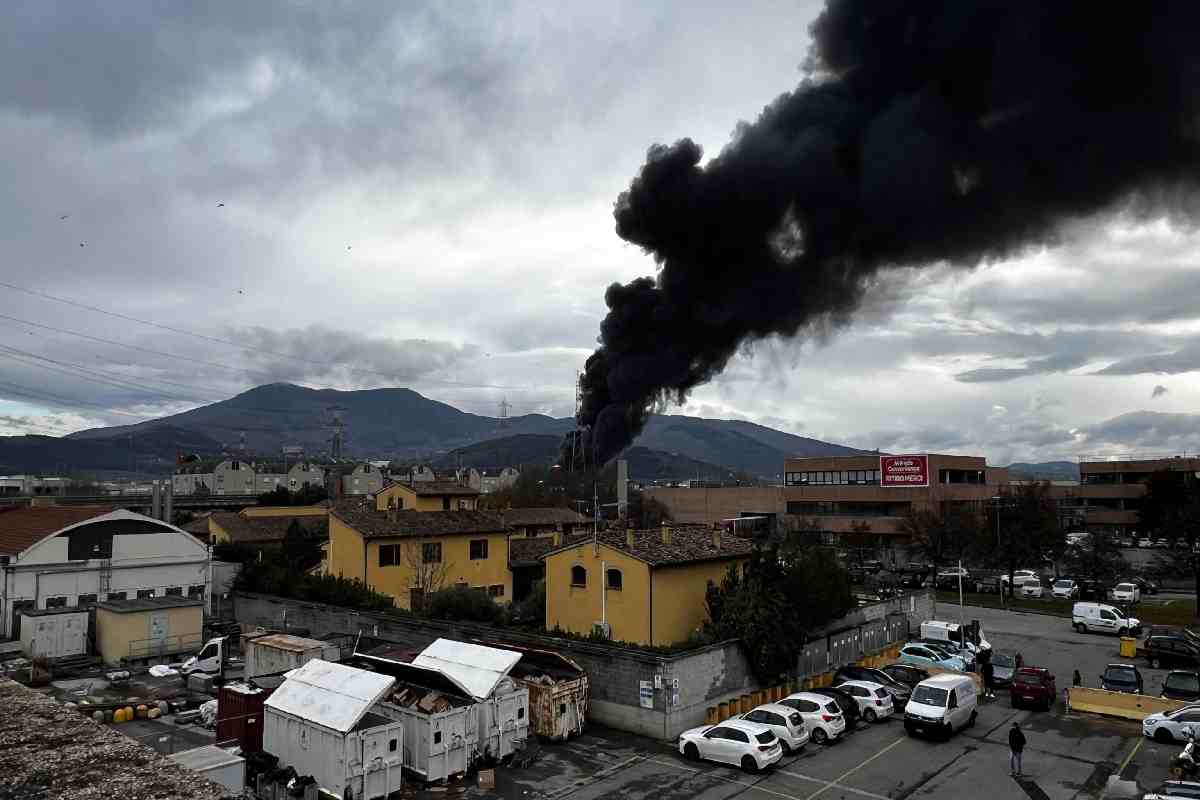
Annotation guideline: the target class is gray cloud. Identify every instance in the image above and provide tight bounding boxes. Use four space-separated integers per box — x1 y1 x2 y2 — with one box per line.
1076 411 1200 453
955 353 1088 383
1153 384 1169 398
1093 341 1200 376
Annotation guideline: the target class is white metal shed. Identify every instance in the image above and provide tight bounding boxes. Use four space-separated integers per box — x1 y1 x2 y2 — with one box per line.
264 659 404 800
19 607 88 660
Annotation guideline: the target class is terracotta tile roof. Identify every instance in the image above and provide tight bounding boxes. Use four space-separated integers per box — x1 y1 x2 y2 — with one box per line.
0 505 114 555
384 481 479 497
210 511 327 544
509 533 591 566
499 507 588 527
542 525 755 567
332 501 507 539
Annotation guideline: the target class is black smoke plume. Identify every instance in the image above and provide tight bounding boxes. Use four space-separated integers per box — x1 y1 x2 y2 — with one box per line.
567 0 1200 468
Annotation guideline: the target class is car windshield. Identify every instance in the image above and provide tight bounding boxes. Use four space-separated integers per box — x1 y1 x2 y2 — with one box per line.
1016 673 1045 685
755 731 776 744
911 686 949 707
1054 580 1072 588
1168 674 1200 693
992 653 1015 667
1117 583 1135 592
1105 668 1137 686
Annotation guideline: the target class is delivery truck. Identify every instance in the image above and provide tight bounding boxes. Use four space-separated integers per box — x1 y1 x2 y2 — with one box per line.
182 632 340 680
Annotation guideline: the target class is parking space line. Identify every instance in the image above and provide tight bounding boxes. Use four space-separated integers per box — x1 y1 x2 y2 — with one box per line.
1117 736 1144 775
773 768 891 800
645 757 807 800
804 737 906 800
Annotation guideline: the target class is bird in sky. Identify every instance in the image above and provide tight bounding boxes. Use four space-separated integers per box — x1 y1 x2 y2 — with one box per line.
59 214 69 220
78 242 85 247
347 245 352 250
217 202 225 208
237 289 244 295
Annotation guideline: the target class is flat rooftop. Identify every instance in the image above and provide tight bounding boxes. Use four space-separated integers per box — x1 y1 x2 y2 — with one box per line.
0 678 228 800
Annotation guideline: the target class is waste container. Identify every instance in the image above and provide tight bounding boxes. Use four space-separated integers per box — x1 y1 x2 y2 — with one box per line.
1119 637 1137 658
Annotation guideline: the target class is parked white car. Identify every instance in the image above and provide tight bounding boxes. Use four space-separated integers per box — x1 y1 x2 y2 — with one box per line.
1019 577 1044 598
1052 579 1080 600
1000 570 1039 588
677 718 783 772
1143 705 1200 743
834 680 895 723
778 691 848 745
1112 582 1141 603
738 703 810 754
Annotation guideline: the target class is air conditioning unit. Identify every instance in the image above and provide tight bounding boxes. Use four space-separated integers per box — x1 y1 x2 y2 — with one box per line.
592 621 611 638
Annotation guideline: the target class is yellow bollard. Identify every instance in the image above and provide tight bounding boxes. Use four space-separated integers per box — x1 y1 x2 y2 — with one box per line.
706 706 718 725
741 693 753 712
718 701 729 719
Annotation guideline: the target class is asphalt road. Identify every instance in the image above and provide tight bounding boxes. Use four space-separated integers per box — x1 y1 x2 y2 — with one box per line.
475 605 1185 800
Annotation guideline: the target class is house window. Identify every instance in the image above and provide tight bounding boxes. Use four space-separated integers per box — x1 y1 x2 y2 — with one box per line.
488 584 504 597
137 589 155 599
518 707 525 720
45 596 67 608
433 731 442 744
77 594 98 607
560 703 567 714
606 568 623 591
188 585 205 597
442 496 451 510
389 738 398 752
422 542 442 564
570 565 587 587
165 586 183 596
379 544 401 567
470 539 488 560
107 591 127 601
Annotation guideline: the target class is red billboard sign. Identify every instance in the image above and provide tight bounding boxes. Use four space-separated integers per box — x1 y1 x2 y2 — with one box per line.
879 454 930 488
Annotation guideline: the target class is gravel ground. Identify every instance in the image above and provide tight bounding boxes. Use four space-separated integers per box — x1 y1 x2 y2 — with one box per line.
0 679 234 800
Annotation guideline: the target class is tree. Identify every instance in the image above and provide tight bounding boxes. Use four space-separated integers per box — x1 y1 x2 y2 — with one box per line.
257 484 330 506
425 585 502 623
995 482 1063 599
1141 470 1200 614
705 542 853 681
405 539 450 613
1061 536 1128 596
282 520 322 571
627 490 672 528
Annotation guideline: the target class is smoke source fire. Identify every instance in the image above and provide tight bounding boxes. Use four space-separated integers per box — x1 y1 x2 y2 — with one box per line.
566 0 1200 469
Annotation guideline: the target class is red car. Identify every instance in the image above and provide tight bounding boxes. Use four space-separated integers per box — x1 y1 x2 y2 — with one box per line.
1011 667 1057 711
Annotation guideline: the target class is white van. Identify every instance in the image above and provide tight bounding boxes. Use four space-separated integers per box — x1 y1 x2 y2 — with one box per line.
1072 602 1142 636
919 620 992 658
903 674 977 739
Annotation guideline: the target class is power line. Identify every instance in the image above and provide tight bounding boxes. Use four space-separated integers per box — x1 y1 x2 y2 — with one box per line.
0 280 526 391
0 378 147 418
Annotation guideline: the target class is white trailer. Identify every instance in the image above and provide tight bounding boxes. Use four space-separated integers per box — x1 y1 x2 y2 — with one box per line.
264 659 403 800
245 632 340 679
19 608 88 660
168 744 246 793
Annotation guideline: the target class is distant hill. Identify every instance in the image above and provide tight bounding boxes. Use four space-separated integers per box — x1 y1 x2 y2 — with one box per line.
21 383 864 477
1006 461 1080 481
0 425 223 477
432 434 753 482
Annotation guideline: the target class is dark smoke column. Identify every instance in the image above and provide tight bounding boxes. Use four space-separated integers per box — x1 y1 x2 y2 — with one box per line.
569 0 1200 467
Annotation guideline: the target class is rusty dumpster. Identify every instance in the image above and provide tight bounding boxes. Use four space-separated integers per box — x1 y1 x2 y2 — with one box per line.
491 642 589 741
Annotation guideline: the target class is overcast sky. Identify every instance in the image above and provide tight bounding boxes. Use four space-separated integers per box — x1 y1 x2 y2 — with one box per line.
2 1 1199 466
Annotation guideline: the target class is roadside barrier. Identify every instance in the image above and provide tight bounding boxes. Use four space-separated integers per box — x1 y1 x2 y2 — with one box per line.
1066 687 1190 721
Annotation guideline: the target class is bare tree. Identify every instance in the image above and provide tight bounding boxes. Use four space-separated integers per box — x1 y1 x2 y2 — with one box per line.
404 539 449 612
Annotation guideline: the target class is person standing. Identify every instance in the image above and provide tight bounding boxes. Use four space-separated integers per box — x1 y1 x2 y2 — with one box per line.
981 657 995 700
1009 721 1026 777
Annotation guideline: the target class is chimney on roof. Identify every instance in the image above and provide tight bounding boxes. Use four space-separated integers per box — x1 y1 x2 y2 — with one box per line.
553 530 562 547
712 526 721 550
626 528 635 549
387 496 397 523
660 524 671 545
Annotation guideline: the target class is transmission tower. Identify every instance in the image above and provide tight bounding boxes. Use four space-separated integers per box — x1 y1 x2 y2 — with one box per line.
327 405 346 460
498 398 510 430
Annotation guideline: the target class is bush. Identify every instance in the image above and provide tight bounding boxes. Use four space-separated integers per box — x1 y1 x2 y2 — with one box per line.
507 580 546 628
233 563 395 612
424 585 503 623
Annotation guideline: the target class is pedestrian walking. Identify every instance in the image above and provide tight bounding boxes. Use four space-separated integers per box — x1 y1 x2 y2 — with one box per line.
1015 651 1024 670
1009 722 1026 777
1073 669 1082 687
982 659 996 700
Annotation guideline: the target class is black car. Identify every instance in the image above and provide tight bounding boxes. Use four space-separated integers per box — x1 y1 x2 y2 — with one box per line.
808 686 861 731
1130 576 1160 595
1161 671 1200 701
880 663 931 688
832 665 912 709
1145 631 1200 669
1101 663 1144 694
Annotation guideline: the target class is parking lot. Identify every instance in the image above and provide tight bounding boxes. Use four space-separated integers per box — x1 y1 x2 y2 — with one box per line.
480 605 1186 800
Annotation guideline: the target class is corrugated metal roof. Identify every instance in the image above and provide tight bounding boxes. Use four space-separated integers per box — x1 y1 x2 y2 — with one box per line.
264 659 394 733
412 639 520 701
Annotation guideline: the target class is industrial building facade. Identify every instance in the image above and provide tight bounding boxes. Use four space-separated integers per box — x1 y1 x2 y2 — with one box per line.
1070 455 1200 538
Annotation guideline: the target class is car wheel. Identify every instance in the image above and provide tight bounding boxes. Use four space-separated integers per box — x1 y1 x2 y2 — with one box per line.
781 741 792 756
741 755 758 774
683 743 699 761
1154 728 1173 744
812 728 828 745
864 709 877 723
1075 623 1086 634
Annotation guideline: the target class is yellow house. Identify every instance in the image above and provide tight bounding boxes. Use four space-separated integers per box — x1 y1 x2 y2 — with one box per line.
543 525 754 647
329 501 511 610
374 481 480 512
